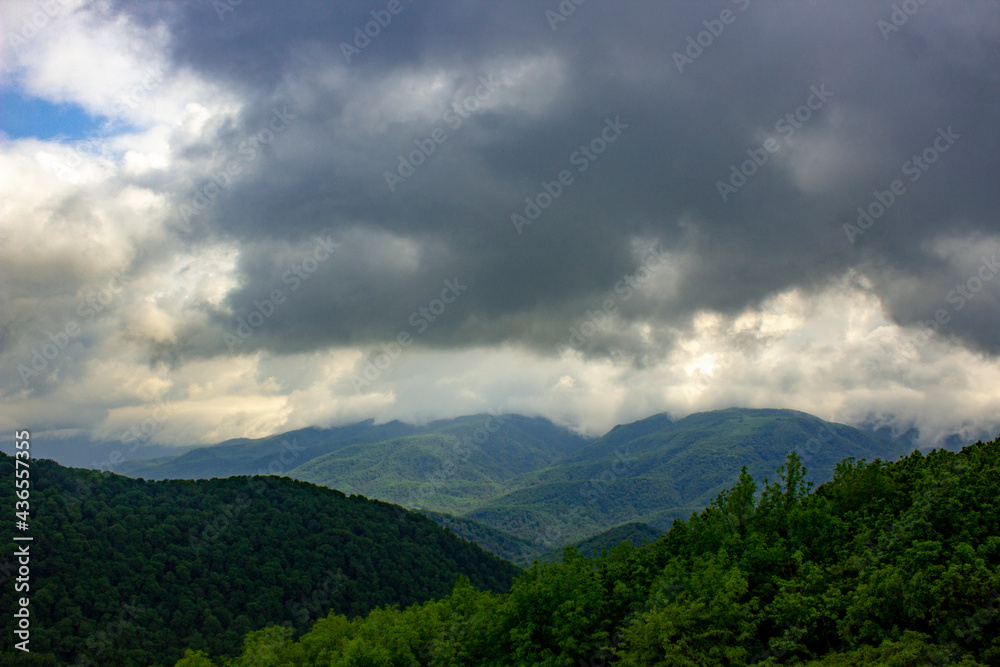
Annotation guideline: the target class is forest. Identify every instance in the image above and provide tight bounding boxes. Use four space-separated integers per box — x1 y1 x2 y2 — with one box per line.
0 456 518 667
116 408 913 562
176 436 1000 666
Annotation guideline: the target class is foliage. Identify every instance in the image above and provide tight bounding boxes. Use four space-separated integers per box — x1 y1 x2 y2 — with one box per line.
421 510 539 564
535 522 663 564
120 409 910 558
0 455 519 666
198 436 1000 666
116 420 430 480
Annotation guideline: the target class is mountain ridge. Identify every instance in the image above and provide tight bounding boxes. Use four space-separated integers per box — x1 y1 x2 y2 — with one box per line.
106 407 919 560
0 453 519 666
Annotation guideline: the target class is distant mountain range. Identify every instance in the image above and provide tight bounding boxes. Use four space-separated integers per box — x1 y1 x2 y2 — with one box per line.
108 408 918 561
113 419 424 480
457 408 913 548
197 435 1000 666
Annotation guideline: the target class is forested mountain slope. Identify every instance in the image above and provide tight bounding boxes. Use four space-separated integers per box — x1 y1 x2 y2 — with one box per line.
288 409 910 552
115 419 427 480
288 414 590 515
0 455 519 667
463 408 912 545
117 414 592 505
117 408 912 559
534 522 664 564
420 510 538 565
185 435 1000 666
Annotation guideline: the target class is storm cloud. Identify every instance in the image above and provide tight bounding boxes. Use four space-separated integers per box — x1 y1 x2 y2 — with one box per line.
2 0 999 453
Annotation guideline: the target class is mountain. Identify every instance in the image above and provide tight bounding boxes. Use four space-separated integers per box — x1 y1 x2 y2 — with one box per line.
420 511 538 565
418 515 663 568
195 436 1000 666
0 453 519 667
536 522 664 564
0 431 198 470
116 414 589 490
113 408 913 559
289 414 592 515
115 419 426 480
463 408 912 545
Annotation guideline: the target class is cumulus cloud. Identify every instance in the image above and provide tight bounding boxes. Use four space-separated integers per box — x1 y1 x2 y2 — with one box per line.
1 0 999 454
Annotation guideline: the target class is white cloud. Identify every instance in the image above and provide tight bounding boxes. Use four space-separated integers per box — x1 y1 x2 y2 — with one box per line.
2 2 998 460
4 261 999 449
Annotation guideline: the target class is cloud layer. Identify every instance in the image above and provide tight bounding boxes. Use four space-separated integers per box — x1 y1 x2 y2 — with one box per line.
2 0 999 453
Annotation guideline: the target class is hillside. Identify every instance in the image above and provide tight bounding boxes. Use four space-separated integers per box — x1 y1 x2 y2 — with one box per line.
465 408 912 545
535 522 664 564
115 414 591 501
288 414 591 515
0 454 519 667
420 511 539 565
115 419 425 480
187 436 1000 666
112 409 913 558
419 515 663 568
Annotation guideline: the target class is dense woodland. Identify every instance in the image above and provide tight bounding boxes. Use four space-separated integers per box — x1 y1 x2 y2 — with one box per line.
0 457 518 667
117 409 913 560
175 437 1000 666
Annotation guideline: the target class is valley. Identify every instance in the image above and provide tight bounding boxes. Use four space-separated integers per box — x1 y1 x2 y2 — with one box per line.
115 408 912 563
3 407 994 666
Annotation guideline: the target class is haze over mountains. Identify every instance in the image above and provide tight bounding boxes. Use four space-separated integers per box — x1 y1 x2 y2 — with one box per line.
105 407 917 562
3 1 999 665
183 435 1000 667
4 1 1000 465
6 420 996 666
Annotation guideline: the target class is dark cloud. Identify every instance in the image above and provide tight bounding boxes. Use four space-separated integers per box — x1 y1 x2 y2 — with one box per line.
50 1 1000 363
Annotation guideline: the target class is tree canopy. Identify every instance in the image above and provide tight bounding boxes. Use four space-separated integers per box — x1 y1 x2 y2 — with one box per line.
183 436 1000 666
0 456 519 666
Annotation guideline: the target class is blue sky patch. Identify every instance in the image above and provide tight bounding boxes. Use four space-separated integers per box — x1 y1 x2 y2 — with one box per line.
0 90 107 142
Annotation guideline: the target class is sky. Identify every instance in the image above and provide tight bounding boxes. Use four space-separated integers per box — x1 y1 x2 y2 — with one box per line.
1 0 999 460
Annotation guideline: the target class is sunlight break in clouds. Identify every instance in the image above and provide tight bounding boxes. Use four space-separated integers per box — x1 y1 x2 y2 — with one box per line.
1 1 998 457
